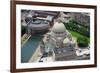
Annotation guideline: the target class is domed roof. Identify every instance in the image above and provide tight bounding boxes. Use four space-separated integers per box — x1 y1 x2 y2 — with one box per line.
52 22 66 33
27 14 32 18
63 38 70 44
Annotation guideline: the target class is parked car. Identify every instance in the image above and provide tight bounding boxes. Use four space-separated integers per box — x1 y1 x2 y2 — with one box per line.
75 48 90 56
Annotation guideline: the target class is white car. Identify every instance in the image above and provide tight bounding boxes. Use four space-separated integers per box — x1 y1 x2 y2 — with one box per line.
75 48 90 56
39 57 53 62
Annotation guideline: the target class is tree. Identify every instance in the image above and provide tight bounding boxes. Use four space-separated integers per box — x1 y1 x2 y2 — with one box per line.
21 26 26 36
77 36 89 47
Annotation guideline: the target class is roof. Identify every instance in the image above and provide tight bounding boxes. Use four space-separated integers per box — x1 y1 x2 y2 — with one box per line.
52 22 66 33
54 47 75 56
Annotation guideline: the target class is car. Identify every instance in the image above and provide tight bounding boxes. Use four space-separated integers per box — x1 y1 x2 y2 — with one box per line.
75 48 90 56
39 60 43 62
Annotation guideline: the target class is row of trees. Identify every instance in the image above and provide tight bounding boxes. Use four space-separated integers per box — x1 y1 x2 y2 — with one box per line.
63 20 90 37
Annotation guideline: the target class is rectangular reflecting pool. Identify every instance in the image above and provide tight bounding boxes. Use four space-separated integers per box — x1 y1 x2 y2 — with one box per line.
21 35 43 63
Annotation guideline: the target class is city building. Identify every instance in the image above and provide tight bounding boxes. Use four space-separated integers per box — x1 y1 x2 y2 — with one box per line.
40 22 77 61
21 10 59 35
55 12 72 23
21 10 90 63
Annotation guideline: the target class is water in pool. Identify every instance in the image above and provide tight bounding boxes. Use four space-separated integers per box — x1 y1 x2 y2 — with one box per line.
21 35 43 63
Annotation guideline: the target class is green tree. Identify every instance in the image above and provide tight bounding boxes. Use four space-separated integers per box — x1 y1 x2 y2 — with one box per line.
77 36 89 47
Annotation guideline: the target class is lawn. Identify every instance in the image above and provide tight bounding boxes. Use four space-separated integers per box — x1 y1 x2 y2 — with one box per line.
68 30 90 43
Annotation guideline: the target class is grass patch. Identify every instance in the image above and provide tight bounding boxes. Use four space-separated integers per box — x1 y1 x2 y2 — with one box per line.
69 30 90 43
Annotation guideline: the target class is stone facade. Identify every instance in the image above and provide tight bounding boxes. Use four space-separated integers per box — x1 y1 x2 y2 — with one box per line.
40 22 77 61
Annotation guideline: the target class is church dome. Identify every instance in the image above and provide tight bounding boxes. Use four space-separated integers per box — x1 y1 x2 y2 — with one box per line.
52 22 66 33
27 14 32 18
